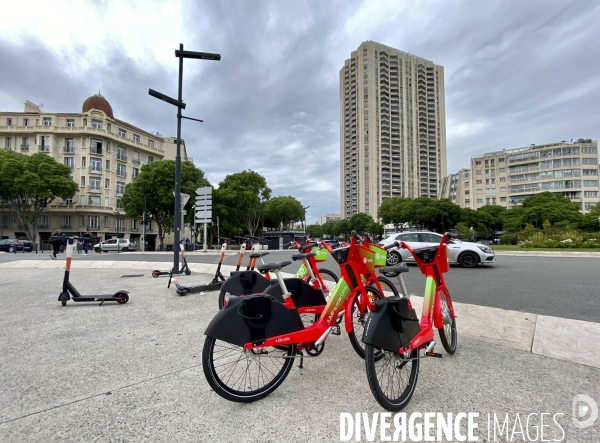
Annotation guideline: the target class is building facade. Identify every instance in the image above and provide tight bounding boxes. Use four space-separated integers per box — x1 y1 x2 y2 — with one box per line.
317 213 341 225
340 41 447 220
443 141 599 213
439 168 471 207
0 95 187 249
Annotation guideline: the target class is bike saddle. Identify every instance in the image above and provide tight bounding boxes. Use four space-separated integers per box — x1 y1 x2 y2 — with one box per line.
256 261 292 272
379 264 409 274
249 252 270 259
291 251 316 261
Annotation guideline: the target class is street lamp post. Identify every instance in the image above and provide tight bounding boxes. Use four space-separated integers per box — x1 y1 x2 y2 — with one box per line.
114 209 121 254
303 206 310 234
149 44 220 271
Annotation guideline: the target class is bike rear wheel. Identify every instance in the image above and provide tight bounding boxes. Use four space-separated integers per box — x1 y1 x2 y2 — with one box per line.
365 346 419 411
375 276 400 298
437 288 457 354
202 336 296 403
347 285 384 360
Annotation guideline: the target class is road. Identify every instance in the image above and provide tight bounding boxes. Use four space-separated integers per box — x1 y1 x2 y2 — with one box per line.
1 250 599 323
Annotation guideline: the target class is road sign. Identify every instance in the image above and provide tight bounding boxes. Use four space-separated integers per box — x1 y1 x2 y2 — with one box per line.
196 186 212 196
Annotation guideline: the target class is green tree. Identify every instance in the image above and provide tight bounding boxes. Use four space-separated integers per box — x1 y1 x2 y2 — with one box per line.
121 160 210 246
305 224 323 238
321 221 336 238
378 197 412 230
367 220 385 239
579 205 600 232
521 192 582 227
348 212 374 234
214 170 271 237
454 222 473 241
503 207 525 232
0 151 77 241
264 196 304 231
334 219 350 239
477 205 507 235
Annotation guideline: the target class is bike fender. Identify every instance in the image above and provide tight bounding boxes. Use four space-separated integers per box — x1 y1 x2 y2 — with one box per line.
204 295 304 347
433 292 443 330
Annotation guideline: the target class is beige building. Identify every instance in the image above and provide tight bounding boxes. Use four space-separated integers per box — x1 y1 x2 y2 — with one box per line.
0 95 188 249
340 41 447 220
440 168 471 207
317 213 341 225
443 140 599 213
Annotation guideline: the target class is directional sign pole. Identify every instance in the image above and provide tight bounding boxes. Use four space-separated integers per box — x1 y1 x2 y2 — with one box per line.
203 223 208 252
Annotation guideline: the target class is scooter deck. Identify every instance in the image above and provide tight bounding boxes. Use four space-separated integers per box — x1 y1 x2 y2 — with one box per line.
177 281 222 296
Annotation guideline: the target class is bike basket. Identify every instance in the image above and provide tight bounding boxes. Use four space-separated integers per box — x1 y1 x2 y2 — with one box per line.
330 246 350 264
311 246 329 262
412 246 439 264
369 244 387 268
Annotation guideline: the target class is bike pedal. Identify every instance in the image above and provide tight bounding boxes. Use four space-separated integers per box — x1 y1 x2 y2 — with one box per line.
425 352 443 358
331 325 341 336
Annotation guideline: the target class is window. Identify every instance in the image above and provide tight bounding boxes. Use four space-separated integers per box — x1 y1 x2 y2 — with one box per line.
104 216 109 227
475 160 481 165
499 167 505 172
477 199 483 203
5 137 11 150
106 142 111 153
91 119 103 129
584 191 598 197
66 119 75 127
89 196 101 207
148 155 154 163
39 135 50 151
583 169 598 176
64 157 74 170
500 187 506 192
485 179 489 185
584 180 599 187
89 215 100 228
116 181 125 196
23 118 29 126
21 136 28 150
398 233 419 242
476 170 482 175
491 178 495 185
500 197 507 202
117 146 126 161
132 167 139 179
90 177 101 191
107 123 111 132
476 189 482 194
39 215 48 227
118 128 126 137
82 157 87 167
79 215 85 226
91 139 102 154
63 197 73 205
83 118 87 126
499 158 505 162
476 179 482 184
6 118 12 126
65 138 74 153
131 219 138 230
132 151 140 164
148 139 154 148
90 157 101 173
43 117 52 126
500 177 506 182
582 147 597 154
105 196 110 207
105 179 110 189
465 199 470 204
465 190 470 195
105 160 110 171
117 164 126 177
81 176 86 187
62 216 72 228
116 198 122 208
421 233 442 243
116 217 124 230
582 158 598 165
133 134 140 143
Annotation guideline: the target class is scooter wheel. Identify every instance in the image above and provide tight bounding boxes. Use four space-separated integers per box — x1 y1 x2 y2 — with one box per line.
184 268 191 276
152 270 160 278
116 293 129 304
59 292 69 306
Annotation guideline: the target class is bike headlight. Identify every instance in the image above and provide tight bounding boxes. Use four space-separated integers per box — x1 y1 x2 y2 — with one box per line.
477 245 493 254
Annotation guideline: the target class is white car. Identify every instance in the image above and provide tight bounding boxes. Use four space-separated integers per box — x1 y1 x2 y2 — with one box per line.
93 238 137 253
378 231 496 268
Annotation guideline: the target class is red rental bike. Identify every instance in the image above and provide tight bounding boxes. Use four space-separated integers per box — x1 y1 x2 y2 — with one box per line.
362 232 458 411
201 231 393 403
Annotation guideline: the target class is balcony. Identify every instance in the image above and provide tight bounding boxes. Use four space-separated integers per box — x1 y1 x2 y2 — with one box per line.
117 154 127 162
60 224 72 229
132 157 140 165
38 145 51 152
64 146 75 153
90 146 103 155
88 186 102 193
89 166 103 174
20 144 29 152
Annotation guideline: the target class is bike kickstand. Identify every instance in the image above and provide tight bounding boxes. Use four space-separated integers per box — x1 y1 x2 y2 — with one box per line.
297 350 304 369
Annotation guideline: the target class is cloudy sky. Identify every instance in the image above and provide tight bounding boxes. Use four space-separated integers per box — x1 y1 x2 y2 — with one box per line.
2 0 598 223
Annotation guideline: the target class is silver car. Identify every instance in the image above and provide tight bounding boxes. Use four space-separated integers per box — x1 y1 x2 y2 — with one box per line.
93 238 137 252
379 231 496 268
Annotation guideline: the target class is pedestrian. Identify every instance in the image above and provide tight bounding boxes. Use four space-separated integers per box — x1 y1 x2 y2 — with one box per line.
185 237 190 251
81 229 92 255
50 229 62 260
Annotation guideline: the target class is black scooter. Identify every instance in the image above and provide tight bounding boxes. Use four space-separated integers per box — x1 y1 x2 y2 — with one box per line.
152 240 191 278
171 237 233 295
52 235 130 306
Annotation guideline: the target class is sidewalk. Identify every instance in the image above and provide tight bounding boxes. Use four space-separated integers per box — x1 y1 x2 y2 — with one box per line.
0 263 598 441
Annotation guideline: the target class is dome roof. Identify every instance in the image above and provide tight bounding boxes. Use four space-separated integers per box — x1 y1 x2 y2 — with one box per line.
82 94 113 118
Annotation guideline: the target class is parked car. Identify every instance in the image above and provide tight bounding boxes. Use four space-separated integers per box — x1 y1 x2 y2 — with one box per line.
378 231 496 268
0 239 33 253
93 238 137 253
322 239 340 249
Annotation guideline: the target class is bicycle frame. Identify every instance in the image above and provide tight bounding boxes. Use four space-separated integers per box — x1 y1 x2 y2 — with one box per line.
397 235 456 354
242 234 376 351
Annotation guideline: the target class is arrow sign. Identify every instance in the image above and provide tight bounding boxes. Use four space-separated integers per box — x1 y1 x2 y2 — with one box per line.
196 186 212 196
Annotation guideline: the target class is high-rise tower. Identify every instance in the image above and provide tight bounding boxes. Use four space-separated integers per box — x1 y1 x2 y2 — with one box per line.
340 41 447 219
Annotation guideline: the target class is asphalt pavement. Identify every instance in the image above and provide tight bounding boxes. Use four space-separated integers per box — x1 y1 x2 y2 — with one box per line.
0 263 598 442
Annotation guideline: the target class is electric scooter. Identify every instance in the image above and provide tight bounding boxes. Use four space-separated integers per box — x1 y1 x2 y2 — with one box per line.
152 240 191 278
51 235 130 306
171 237 234 295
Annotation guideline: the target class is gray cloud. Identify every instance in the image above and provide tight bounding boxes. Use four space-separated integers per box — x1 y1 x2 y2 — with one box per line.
1 0 598 223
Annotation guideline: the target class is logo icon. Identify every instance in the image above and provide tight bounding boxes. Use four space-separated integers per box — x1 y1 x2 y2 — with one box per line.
572 394 598 429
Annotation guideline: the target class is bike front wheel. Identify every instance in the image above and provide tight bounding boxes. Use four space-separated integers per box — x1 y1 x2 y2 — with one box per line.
365 346 419 411
202 336 296 403
347 285 384 359
438 288 457 354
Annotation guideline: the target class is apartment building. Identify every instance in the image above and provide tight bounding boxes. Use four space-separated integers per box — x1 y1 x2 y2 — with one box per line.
0 95 188 249
317 213 341 225
340 41 447 220
443 141 599 213
439 168 471 207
